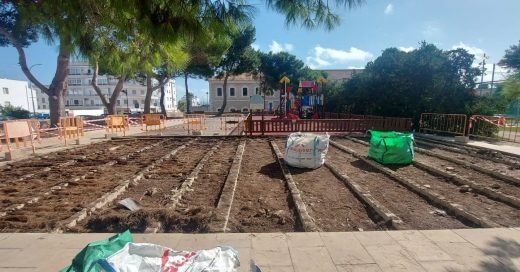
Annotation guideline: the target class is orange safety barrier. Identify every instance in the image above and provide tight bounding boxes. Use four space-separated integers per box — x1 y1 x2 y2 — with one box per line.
183 114 206 133
58 117 84 145
142 114 165 132
106 115 129 136
0 119 37 154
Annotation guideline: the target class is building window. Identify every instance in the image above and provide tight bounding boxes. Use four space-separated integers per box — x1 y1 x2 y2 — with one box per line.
73 99 79 105
132 90 137 95
217 88 222 96
2 87 8 94
68 68 81 75
242 108 249 112
41 98 46 103
68 79 82 86
140 90 145 95
133 100 139 108
117 100 121 106
230 88 235 97
242 87 248 96
42 105 46 109
124 99 128 105
255 87 260 95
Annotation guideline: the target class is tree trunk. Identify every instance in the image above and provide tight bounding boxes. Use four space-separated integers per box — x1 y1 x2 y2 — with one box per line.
144 74 153 114
0 26 69 126
218 72 229 115
160 85 167 115
47 44 70 125
185 73 190 114
91 62 125 115
48 94 65 126
108 76 125 115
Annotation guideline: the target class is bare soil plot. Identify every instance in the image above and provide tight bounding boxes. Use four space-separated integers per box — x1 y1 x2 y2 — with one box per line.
273 139 382 232
333 137 520 228
415 141 520 179
326 146 469 229
227 138 299 233
0 139 188 232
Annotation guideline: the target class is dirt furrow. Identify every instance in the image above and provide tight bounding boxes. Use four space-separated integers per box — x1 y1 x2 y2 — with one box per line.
274 139 381 232
227 139 299 233
167 139 239 233
327 146 469 229
0 140 165 210
0 140 157 182
0 140 187 232
75 141 212 233
334 138 520 227
418 142 520 177
414 152 520 198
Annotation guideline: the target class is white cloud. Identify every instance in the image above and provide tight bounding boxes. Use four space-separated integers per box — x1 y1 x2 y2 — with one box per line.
306 45 373 69
422 23 441 38
451 42 485 56
384 4 394 15
269 41 294 53
251 43 260 51
398 46 415 52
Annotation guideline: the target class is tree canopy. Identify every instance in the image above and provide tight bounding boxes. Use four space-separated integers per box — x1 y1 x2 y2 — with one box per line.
499 40 520 71
257 51 323 95
324 42 481 120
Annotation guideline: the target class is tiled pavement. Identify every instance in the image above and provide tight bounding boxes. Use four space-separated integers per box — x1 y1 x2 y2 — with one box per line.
1 228 519 271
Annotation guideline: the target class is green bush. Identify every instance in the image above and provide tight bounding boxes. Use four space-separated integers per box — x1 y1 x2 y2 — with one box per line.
0 105 31 119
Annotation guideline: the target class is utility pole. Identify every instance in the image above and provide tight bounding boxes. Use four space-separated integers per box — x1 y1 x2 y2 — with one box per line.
479 54 489 96
490 63 496 91
28 64 42 115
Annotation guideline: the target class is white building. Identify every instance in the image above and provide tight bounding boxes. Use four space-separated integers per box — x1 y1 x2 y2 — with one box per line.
36 57 177 115
208 74 280 113
0 78 38 113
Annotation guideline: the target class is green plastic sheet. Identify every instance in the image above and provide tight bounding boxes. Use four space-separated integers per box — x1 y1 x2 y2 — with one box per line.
61 230 133 272
368 130 414 165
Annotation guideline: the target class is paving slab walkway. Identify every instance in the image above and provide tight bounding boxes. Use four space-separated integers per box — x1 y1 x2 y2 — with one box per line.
1 228 519 271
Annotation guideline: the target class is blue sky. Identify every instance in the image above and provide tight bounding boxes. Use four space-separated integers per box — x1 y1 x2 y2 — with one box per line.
1 0 519 102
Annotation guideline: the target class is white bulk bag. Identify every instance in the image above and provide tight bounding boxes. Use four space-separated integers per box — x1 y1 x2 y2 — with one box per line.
101 243 240 272
284 132 330 169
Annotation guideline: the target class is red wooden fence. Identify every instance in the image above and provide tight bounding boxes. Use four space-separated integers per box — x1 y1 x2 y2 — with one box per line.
244 114 411 135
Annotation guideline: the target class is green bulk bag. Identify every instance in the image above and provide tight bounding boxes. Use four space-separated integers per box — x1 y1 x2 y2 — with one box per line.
61 230 133 272
367 130 414 165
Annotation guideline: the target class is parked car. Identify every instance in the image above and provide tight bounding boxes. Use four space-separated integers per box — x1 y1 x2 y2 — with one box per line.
29 113 50 120
0 115 16 121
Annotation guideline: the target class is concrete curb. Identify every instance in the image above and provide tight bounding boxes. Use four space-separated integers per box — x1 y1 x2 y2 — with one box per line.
324 162 405 230
330 140 500 228
211 140 246 232
56 140 192 232
270 140 320 232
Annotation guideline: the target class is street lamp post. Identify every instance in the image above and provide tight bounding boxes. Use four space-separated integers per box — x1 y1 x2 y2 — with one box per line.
28 64 42 115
